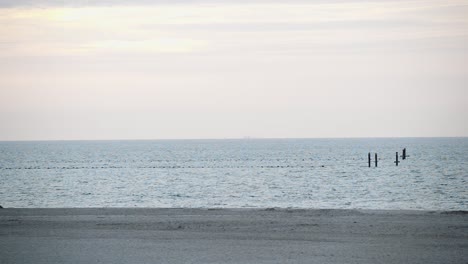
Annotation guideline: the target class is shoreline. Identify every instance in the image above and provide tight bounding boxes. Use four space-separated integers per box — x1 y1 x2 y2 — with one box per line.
1 208 467 263
1 206 467 213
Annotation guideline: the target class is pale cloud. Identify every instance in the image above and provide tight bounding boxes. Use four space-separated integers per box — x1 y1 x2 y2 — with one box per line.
1 1 467 57
84 39 206 54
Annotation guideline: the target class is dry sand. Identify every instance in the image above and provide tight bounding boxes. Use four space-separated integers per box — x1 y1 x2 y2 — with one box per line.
0 208 467 264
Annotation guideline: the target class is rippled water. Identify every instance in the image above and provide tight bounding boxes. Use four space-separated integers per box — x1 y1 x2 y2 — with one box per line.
0 138 466 210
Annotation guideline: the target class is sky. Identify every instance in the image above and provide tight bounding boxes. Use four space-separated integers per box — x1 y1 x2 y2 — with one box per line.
0 0 467 140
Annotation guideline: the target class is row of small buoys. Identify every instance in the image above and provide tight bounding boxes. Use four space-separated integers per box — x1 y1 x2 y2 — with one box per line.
22 158 318 163
0 165 325 170
1 166 125 170
368 148 408 167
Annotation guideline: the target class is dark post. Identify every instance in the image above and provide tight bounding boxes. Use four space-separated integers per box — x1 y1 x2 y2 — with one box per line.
402 148 406 160
368 153 371 167
375 153 378 167
395 152 400 166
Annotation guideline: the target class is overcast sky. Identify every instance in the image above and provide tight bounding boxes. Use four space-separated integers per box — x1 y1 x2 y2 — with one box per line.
0 0 467 140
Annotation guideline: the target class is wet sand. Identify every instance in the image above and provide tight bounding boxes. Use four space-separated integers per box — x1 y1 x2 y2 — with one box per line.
0 208 467 264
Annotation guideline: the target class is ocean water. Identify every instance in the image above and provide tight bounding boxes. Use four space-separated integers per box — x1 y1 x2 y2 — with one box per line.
0 138 466 210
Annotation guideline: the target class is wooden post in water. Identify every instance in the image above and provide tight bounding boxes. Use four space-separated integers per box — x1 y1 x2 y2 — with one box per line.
368 153 371 167
402 148 406 160
375 153 378 167
395 152 400 166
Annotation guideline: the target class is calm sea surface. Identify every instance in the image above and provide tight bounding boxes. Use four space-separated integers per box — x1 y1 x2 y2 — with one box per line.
0 138 466 210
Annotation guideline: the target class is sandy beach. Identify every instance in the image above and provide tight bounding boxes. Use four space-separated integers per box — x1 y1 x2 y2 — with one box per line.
0 208 467 264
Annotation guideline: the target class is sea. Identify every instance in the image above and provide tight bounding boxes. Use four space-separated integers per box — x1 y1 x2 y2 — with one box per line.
0 138 466 210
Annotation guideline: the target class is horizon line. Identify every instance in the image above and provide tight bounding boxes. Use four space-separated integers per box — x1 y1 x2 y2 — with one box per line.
1 136 467 142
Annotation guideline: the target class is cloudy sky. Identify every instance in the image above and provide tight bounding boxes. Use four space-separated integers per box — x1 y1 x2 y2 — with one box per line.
0 0 467 140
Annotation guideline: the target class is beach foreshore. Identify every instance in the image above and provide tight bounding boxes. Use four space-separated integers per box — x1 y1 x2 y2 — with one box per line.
0 208 467 264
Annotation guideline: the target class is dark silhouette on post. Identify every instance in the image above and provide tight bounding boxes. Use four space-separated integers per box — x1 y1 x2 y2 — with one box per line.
368 153 371 167
375 153 378 167
395 152 400 166
402 148 407 160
